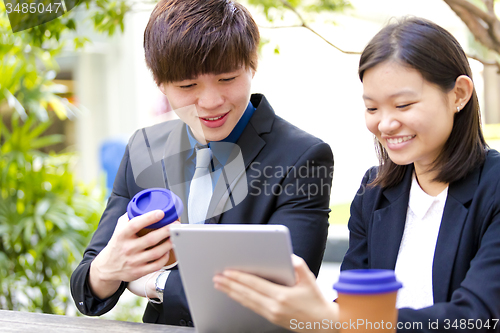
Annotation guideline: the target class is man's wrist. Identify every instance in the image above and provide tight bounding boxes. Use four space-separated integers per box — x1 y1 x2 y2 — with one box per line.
89 260 121 299
154 270 171 302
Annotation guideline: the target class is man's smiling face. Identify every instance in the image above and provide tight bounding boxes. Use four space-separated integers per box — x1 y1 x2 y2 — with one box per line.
160 66 254 144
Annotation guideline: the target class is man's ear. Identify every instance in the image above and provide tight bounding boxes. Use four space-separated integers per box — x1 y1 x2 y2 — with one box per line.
158 83 167 95
453 75 474 111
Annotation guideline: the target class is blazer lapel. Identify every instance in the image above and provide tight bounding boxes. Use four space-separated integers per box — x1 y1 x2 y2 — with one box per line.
370 166 413 269
161 122 190 224
432 167 479 302
206 94 273 224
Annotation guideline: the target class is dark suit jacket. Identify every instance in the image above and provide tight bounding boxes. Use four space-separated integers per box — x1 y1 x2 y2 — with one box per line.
70 94 333 326
342 149 500 332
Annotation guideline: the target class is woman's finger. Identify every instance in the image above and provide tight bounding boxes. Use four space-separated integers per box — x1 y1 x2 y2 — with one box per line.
221 269 288 299
213 274 279 322
292 255 317 285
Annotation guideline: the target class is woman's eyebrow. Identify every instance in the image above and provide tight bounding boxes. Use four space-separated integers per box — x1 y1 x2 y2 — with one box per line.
363 89 418 101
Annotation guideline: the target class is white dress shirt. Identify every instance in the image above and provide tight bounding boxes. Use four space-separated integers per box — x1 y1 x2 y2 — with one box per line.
395 173 448 309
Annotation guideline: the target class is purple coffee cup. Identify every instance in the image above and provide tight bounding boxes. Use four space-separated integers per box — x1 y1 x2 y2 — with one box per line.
127 188 183 229
333 270 403 332
333 269 402 294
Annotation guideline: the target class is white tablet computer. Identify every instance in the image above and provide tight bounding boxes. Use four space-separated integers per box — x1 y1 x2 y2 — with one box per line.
170 224 295 333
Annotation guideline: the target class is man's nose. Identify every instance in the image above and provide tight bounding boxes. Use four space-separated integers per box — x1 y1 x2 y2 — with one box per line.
197 87 224 111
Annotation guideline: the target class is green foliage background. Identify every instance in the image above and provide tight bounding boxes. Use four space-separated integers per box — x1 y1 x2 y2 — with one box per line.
2 0 494 321
0 0 352 318
0 0 127 314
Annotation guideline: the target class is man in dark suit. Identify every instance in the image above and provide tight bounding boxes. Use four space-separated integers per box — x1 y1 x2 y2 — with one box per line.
70 0 333 327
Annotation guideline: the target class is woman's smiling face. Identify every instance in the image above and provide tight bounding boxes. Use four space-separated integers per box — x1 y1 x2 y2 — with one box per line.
363 61 457 173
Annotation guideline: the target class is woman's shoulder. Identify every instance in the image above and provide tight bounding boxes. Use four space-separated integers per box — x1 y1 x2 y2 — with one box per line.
466 149 500 206
353 166 382 201
480 149 500 184
360 166 379 185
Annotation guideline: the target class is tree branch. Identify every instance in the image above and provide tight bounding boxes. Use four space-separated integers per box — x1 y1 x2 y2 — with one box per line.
445 1 500 53
258 24 304 29
466 53 500 73
276 0 360 55
264 0 500 68
443 0 494 24
303 25 361 54
484 0 494 14
279 0 307 23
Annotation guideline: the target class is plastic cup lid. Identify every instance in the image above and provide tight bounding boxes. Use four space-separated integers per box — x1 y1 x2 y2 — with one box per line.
127 188 183 229
333 269 402 294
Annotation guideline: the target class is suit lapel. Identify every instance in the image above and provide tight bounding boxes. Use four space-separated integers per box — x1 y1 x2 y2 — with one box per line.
370 166 413 269
206 94 273 224
162 122 190 224
432 167 479 302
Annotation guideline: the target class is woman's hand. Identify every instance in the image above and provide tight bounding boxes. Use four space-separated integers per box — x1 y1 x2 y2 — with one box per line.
213 255 339 333
89 211 179 299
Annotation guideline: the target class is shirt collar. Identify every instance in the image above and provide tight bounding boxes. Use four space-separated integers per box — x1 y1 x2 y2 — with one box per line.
185 101 256 166
408 172 448 220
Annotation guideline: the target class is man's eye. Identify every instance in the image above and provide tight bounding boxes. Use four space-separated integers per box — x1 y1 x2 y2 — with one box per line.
179 84 195 89
220 77 236 82
366 108 377 112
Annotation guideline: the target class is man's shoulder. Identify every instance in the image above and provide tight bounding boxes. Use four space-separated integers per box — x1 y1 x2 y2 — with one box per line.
128 119 183 145
272 115 325 146
252 94 326 146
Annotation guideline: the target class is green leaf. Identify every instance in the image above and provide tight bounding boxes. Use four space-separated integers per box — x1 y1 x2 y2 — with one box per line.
34 215 47 238
27 120 52 141
35 199 50 216
22 217 34 244
30 135 64 150
66 19 76 31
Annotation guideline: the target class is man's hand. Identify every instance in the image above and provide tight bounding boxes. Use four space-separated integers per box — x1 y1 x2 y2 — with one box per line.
127 270 163 298
89 210 178 299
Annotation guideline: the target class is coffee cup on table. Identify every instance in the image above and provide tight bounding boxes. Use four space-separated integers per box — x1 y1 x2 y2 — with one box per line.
333 269 402 332
127 188 183 269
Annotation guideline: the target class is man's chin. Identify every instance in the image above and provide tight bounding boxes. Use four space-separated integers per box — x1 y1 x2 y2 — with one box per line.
202 125 235 143
204 133 230 143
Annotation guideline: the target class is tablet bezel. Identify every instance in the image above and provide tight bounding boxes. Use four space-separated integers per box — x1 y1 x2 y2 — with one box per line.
170 224 295 333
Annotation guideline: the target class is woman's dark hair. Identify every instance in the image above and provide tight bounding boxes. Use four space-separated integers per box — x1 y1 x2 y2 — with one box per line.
359 17 487 188
144 0 260 85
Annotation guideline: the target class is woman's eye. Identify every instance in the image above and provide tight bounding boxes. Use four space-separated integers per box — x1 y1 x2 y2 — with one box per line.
366 108 377 113
396 103 412 109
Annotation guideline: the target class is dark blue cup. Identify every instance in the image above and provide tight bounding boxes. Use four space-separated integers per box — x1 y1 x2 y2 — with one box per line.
127 188 183 229
333 269 402 294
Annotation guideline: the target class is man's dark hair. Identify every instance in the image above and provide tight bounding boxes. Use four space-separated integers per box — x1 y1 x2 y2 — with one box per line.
144 0 260 85
358 17 487 188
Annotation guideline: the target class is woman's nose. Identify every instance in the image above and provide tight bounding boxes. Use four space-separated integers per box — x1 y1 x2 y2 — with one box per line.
378 114 401 134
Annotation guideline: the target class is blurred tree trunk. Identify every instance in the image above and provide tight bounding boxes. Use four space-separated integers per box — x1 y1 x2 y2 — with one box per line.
249 0 500 123
443 0 500 124
443 0 500 57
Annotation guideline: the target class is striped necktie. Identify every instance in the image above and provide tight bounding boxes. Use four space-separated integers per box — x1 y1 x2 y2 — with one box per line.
188 146 213 224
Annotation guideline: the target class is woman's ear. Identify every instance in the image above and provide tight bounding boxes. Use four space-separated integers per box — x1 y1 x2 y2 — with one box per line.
453 75 474 112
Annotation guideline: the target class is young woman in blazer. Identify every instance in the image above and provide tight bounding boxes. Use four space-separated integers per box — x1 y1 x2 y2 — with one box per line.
214 17 500 332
